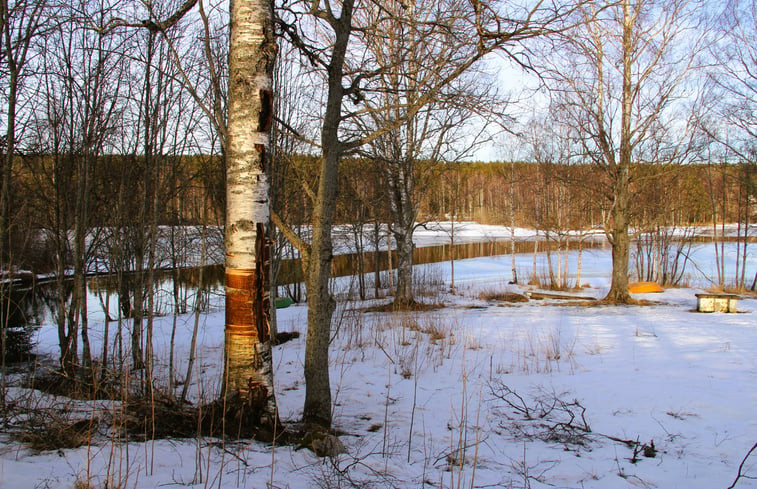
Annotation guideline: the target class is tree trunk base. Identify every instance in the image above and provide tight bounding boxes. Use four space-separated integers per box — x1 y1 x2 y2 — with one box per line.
298 427 346 457
598 294 639 305
206 392 284 442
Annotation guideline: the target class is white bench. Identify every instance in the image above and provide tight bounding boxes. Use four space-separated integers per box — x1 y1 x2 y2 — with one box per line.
695 293 740 313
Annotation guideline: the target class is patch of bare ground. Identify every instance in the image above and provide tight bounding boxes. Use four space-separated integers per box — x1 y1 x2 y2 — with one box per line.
359 300 443 313
706 285 757 297
27 367 122 401
273 331 300 345
593 297 663 306
479 291 530 303
125 396 293 443
525 296 666 307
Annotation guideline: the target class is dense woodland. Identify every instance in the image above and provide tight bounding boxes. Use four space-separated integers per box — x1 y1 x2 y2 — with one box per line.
6 155 755 271
1 0 756 440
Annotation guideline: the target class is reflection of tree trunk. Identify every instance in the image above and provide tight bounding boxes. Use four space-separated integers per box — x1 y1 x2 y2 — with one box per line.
563 233 569 289
131 254 145 369
576 232 583 288
65 293 79 375
98 283 110 381
450 219 455 292
531 230 539 284
509 165 517 284
119 277 131 318
545 232 555 288
353 225 366 300
386 227 394 295
181 216 206 403
56 275 75 373
74 151 91 373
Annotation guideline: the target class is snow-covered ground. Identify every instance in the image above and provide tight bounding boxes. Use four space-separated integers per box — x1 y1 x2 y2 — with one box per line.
1 237 756 489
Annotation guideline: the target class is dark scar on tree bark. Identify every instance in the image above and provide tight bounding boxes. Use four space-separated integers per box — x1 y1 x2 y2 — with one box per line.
258 90 273 132
254 222 271 342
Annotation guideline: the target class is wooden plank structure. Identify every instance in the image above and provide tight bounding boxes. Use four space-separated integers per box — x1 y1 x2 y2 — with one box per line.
695 293 740 313
526 291 597 301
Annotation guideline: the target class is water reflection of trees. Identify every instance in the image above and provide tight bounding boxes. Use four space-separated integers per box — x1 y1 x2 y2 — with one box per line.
1 285 44 361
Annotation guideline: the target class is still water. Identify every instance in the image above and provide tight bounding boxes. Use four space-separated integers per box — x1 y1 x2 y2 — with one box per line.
3 238 596 329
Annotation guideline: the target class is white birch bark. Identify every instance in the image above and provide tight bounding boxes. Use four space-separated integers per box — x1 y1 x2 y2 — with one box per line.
222 0 278 433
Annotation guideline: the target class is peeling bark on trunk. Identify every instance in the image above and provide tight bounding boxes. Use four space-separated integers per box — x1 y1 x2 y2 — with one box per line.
222 0 278 437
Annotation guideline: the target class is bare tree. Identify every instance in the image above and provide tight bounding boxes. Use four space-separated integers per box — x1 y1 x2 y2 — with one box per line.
0 0 48 265
361 0 504 305
273 0 582 429
539 0 704 303
701 0 757 290
25 0 131 376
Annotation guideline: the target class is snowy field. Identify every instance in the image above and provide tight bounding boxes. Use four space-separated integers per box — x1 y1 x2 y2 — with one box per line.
1 238 756 489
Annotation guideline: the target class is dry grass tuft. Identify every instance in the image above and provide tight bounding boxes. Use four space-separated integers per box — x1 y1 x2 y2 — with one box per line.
706 284 755 296
359 300 443 313
28 367 120 401
123 397 200 440
403 315 450 343
13 412 97 451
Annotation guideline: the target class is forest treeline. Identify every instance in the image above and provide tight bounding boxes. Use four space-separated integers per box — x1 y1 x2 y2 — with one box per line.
7 153 755 273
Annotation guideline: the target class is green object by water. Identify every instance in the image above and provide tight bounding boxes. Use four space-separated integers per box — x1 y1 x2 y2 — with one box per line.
275 297 293 309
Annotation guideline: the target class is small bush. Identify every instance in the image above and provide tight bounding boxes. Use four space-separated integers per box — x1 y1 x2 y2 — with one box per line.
413 264 445 297
17 229 59 274
29 368 120 401
1 325 36 362
0 285 39 363
124 397 199 440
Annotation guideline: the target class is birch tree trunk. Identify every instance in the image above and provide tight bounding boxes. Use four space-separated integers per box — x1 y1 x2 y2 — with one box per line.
222 0 278 436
